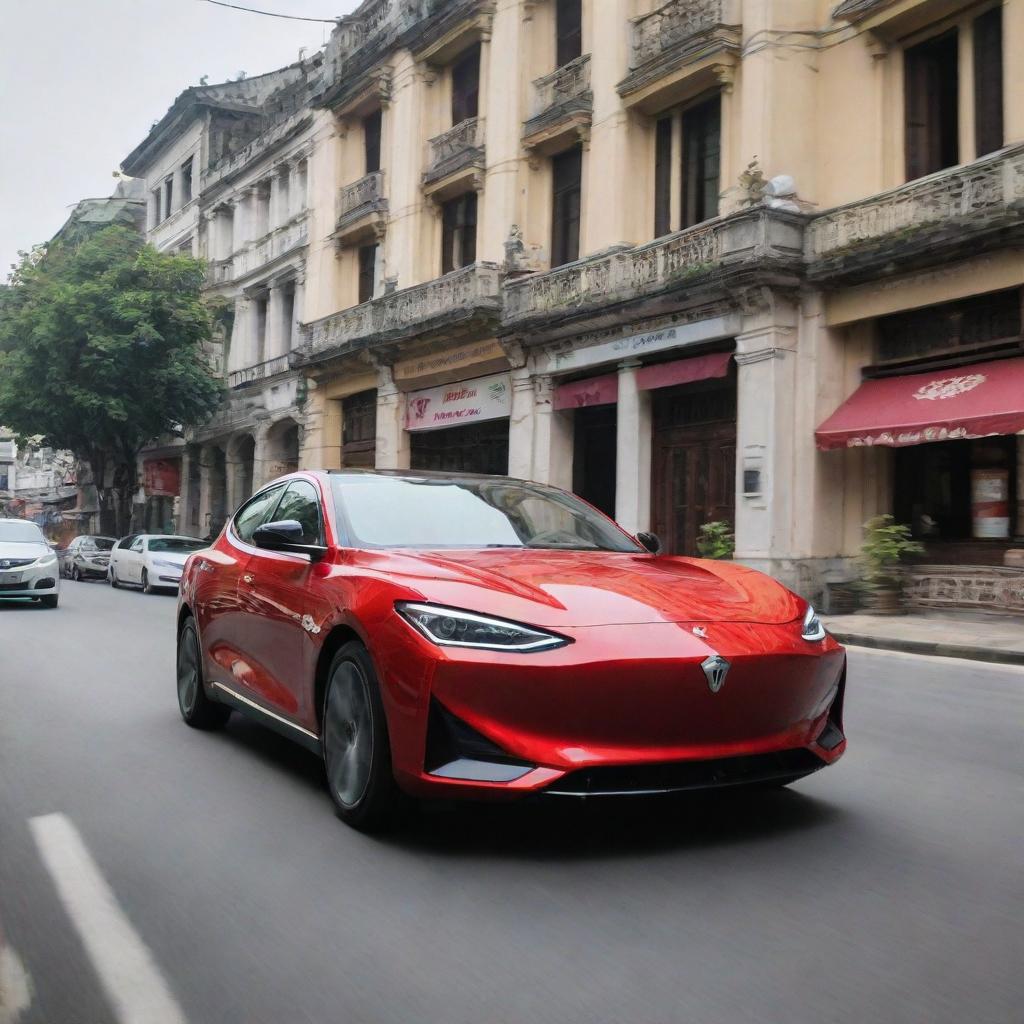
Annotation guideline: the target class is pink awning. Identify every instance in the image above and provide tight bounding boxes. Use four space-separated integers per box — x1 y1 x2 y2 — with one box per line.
636 351 732 391
816 356 1024 450
553 373 619 410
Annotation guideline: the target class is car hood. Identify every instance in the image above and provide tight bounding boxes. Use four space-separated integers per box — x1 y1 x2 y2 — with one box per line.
147 551 190 567
364 548 803 627
0 541 49 563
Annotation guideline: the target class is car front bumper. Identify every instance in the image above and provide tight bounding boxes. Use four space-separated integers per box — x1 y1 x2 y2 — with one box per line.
0 562 61 599
375 617 847 800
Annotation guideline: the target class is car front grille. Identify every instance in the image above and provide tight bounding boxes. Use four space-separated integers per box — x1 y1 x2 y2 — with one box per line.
0 558 35 569
0 582 29 592
545 749 826 797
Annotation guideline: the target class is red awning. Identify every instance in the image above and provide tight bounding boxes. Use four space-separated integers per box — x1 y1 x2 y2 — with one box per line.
553 373 618 410
816 357 1024 450
636 351 732 391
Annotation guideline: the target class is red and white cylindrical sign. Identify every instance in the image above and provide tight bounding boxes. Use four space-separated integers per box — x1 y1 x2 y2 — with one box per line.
971 468 1010 539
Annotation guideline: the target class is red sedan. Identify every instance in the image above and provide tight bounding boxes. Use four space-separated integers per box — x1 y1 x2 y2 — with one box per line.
176 470 846 830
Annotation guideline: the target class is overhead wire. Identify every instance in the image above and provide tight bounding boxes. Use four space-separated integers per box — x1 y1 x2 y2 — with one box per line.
198 0 337 23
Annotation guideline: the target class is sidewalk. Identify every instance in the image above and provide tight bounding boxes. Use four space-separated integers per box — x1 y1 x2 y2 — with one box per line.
822 611 1024 665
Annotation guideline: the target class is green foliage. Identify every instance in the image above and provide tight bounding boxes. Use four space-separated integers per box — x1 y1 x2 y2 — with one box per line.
0 226 222 530
860 514 925 583
696 520 734 560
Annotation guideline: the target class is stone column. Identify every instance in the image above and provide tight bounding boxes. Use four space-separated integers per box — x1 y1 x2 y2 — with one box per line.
231 196 246 251
291 274 306 351
177 446 193 535
265 284 285 360
197 447 214 534
614 360 652 535
227 297 248 374
733 318 799 585
269 173 283 231
251 422 272 490
171 166 183 214
528 375 573 488
249 295 265 366
375 366 410 470
507 366 535 479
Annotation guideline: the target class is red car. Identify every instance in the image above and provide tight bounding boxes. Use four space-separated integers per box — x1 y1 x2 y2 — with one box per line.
176 470 846 830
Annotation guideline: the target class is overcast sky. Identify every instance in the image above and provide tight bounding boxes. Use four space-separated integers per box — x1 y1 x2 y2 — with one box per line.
0 0 361 279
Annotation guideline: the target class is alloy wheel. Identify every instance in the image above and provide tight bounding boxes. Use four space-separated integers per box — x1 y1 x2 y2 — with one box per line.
324 661 374 808
177 627 200 717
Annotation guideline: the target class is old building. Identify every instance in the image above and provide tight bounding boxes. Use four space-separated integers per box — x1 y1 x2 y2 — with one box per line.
121 59 320 537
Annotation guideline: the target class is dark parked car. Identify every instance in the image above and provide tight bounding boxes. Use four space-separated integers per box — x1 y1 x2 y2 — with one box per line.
60 535 116 580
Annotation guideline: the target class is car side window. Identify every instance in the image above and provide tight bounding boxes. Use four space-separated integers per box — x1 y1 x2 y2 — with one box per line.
129 537 144 553
273 481 324 546
118 535 136 550
233 485 286 544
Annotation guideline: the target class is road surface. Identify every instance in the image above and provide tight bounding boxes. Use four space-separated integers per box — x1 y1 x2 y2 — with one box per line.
1 581 1021 1023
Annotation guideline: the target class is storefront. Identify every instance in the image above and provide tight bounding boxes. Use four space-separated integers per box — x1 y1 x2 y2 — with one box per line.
389 339 514 476
142 457 181 534
554 373 618 517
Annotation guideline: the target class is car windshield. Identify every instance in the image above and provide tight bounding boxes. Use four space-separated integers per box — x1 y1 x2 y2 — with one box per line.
331 474 641 552
0 520 46 544
90 538 116 551
147 538 206 553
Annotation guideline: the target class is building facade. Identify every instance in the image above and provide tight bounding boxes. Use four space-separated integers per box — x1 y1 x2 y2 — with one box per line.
122 59 320 537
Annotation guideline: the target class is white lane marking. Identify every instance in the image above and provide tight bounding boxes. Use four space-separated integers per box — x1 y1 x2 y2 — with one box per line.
28 814 187 1024
0 943 33 1024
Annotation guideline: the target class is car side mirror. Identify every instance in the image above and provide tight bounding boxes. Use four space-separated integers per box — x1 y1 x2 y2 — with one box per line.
252 520 328 562
636 531 662 555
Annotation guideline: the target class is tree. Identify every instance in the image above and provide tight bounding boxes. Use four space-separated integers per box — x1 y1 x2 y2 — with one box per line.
0 226 222 534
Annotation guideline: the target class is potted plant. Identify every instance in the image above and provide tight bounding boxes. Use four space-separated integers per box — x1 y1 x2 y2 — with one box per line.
859 514 924 615
696 521 734 560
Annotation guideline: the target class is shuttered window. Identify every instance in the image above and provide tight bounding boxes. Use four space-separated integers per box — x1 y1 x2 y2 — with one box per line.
551 145 582 268
904 30 959 181
364 109 382 174
556 0 582 68
682 95 721 228
441 192 478 274
451 45 481 125
973 7 1004 158
358 244 377 304
654 117 673 238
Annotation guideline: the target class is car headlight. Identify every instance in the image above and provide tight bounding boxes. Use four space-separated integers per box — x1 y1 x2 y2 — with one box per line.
396 602 570 652
802 604 826 642
152 559 181 570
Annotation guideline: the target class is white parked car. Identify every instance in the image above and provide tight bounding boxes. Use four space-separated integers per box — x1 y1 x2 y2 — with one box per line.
0 519 60 607
108 534 207 593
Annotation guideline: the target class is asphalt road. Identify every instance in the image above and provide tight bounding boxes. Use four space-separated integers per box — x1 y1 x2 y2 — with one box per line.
1 581 1021 1024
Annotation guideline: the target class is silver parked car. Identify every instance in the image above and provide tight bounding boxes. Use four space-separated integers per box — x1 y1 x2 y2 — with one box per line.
0 519 60 607
60 535 116 580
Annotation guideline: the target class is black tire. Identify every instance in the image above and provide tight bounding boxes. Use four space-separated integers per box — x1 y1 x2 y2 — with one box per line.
110 567 119 588
71 564 80 582
176 617 230 730
142 569 153 594
39 594 58 608
322 642 401 832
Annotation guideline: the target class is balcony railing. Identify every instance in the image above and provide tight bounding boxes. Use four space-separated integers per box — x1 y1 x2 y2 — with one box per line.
233 216 309 279
630 0 724 68
530 54 591 120
504 221 724 323
227 354 292 390
324 0 426 85
302 262 501 360
206 257 234 286
424 118 484 186
336 171 388 232
806 144 1024 260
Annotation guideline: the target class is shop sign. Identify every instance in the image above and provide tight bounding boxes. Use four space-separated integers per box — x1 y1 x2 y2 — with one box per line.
553 374 618 410
393 338 509 391
143 458 180 497
548 315 739 373
406 373 511 432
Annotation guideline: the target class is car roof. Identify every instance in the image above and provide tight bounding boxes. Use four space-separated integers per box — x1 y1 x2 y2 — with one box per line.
322 468 536 485
139 534 205 541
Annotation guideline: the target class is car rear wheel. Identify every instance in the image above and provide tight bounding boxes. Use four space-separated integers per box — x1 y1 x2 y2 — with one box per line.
71 565 80 582
176 617 230 730
142 569 153 594
322 642 400 832
109 566 119 588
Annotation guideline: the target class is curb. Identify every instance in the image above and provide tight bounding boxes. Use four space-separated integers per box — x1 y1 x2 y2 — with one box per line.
829 631 1024 667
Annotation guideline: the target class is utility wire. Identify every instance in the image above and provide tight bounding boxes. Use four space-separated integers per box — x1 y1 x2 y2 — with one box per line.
199 0 337 23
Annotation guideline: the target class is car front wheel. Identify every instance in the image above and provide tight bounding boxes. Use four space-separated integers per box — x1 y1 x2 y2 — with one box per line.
142 569 153 594
322 642 400 832
176 617 230 730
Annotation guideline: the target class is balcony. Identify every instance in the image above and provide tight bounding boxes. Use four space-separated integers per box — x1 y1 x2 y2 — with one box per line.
299 262 501 365
233 215 309 280
227 354 292 390
502 208 804 334
206 257 234 286
423 117 485 197
522 55 592 156
806 144 1024 284
335 171 388 245
618 0 740 113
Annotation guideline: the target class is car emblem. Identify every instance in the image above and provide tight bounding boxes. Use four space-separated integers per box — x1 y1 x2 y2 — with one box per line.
701 654 730 694
692 625 707 638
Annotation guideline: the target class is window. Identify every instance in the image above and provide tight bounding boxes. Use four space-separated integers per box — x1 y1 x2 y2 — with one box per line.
130 537 144 553
254 297 268 363
273 481 324 546
682 95 721 228
974 7 1003 158
451 44 480 124
181 157 194 203
151 188 162 226
0 467 8 491
904 30 959 180
232 485 285 543
364 109 382 174
164 177 173 218
654 117 673 238
441 192 478 274
117 535 137 550
551 145 582 268
358 244 377 304
555 0 582 68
